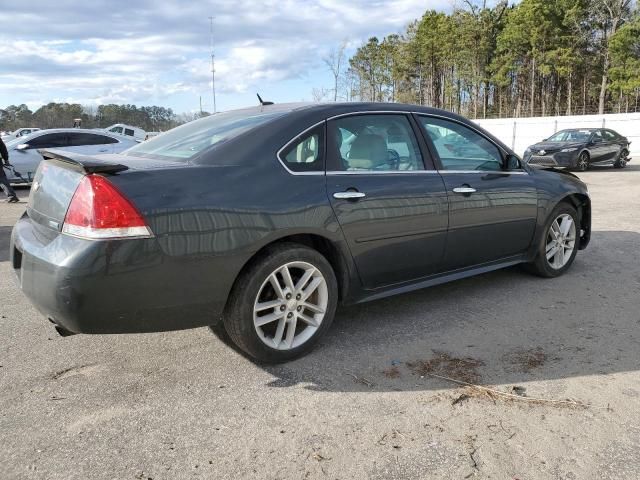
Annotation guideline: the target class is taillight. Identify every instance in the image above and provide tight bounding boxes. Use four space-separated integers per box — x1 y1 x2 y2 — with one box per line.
62 174 153 239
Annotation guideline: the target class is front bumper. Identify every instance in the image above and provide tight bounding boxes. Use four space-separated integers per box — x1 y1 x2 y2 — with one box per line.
524 151 579 168
10 214 229 334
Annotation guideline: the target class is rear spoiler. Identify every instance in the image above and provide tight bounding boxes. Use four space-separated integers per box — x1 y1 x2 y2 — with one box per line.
39 149 129 174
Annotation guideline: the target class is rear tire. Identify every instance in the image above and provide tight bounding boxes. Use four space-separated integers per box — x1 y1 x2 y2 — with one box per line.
221 243 338 363
526 203 580 278
614 149 628 169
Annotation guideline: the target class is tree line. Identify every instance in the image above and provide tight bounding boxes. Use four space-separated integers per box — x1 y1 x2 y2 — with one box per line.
0 102 208 133
324 0 639 118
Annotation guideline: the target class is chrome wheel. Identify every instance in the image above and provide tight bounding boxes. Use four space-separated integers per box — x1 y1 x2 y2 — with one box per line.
253 261 328 350
546 214 577 270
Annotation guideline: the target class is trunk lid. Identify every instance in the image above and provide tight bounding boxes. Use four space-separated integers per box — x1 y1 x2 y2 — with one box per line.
27 149 182 232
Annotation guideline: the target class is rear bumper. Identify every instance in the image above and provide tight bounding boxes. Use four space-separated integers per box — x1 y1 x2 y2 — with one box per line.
10 215 231 334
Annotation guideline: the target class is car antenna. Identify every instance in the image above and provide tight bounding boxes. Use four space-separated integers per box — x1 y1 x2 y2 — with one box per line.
257 93 274 106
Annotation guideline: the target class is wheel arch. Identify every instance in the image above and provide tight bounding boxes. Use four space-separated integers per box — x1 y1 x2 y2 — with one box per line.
224 233 354 315
557 192 591 250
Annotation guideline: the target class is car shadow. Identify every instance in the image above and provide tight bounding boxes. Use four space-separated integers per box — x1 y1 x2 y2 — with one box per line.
584 163 640 173
237 230 640 393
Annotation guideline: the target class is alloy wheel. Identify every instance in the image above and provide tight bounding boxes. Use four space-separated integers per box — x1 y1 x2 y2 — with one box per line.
616 150 628 168
577 153 589 171
253 261 328 350
545 214 577 270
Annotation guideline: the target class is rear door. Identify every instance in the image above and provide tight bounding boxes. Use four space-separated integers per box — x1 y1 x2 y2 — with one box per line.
602 129 622 161
416 114 538 271
326 113 449 289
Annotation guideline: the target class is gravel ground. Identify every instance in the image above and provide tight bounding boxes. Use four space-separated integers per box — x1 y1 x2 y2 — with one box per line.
1 165 640 480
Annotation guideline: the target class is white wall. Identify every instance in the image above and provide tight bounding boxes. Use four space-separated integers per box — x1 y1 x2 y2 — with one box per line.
474 113 640 157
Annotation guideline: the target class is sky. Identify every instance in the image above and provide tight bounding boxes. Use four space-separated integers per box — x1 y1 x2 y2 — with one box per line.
0 0 466 114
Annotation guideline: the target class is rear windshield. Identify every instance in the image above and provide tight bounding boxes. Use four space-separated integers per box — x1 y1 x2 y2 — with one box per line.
123 109 286 162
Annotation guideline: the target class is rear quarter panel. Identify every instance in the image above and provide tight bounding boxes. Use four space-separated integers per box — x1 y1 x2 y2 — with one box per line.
107 161 346 312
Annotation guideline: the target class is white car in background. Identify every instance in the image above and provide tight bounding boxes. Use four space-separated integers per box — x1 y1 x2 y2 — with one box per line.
5 129 138 183
2 127 40 141
104 124 146 142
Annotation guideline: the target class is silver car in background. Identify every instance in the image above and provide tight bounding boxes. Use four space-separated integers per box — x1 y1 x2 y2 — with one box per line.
5 129 138 183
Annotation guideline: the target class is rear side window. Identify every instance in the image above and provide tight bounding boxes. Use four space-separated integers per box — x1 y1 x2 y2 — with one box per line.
28 133 68 149
68 133 118 146
124 128 135 136
603 130 617 141
328 114 424 171
280 125 324 173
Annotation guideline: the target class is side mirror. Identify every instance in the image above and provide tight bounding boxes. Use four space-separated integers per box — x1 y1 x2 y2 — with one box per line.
504 153 521 170
16 143 29 151
591 137 602 144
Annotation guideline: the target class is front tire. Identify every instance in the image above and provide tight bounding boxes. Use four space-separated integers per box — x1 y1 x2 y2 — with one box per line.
221 243 338 363
527 203 580 278
575 152 589 172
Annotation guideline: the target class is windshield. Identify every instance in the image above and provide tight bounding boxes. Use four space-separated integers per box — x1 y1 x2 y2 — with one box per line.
123 109 287 161
547 130 592 142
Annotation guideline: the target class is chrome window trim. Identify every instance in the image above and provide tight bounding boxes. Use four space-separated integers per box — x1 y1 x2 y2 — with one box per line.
438 170 529 175
277 110 530 177
326 170 439 176
326 110 413 120
276 120 326 176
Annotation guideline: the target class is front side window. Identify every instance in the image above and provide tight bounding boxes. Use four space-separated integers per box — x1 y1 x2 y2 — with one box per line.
28 133 68 149
110 127 123 134
419 116 503 171
591 130 604 142
328 114 424 171
280 126 324 172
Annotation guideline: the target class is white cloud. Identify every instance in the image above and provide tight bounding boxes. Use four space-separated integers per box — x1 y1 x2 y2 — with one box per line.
0 0 453 110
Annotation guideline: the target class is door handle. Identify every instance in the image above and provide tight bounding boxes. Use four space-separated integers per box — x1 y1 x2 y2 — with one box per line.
333 191 366 200
452 187 476 194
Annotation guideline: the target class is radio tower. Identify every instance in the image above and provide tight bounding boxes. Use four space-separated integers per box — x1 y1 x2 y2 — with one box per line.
209 16 217 113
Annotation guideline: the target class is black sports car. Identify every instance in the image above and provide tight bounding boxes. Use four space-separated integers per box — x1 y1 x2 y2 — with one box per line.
10 102 591 362
523 128 631 171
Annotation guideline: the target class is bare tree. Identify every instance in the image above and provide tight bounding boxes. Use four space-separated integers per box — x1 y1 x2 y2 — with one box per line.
311 87 331 103
593 0 633 114
323 41 348 101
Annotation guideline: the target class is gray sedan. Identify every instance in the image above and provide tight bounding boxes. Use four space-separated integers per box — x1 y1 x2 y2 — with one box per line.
4 129 138 183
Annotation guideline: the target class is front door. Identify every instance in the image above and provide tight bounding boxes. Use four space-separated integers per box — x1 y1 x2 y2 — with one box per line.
416 114 538 271
326 113 449 289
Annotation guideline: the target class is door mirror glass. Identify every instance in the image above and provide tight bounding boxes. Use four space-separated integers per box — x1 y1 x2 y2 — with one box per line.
16 143 29 150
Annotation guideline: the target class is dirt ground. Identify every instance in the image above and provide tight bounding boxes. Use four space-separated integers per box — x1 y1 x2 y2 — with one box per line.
1 165 639 479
